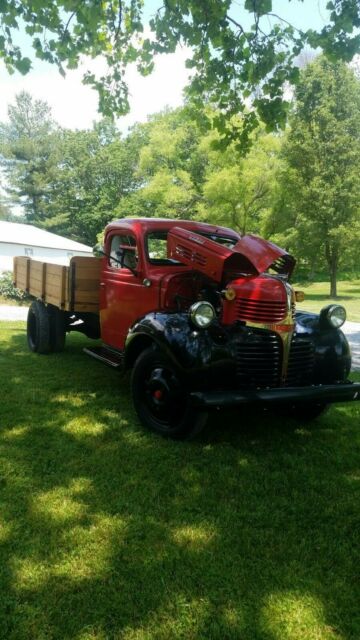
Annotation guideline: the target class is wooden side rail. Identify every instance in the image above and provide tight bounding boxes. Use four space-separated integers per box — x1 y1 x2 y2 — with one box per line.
13 256 100 312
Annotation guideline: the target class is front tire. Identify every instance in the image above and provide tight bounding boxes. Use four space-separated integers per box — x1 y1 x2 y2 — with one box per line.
131 346 207 439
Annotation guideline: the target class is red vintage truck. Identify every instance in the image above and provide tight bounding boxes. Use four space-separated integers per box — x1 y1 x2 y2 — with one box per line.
14 218 360 438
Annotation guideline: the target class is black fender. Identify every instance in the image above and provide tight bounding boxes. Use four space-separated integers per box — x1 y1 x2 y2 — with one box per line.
295 311 351 382
124 310 352 388
124 312 231 376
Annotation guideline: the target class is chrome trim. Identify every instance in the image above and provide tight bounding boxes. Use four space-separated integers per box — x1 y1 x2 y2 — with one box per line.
243 282 295 384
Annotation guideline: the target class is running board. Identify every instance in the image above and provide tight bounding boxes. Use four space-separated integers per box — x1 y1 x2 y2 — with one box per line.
84 346 124 368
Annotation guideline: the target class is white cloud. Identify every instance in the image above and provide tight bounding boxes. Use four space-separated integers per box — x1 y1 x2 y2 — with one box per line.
0 45 191 130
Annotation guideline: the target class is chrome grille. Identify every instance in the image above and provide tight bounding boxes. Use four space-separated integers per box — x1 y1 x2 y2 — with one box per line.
234 297 287 323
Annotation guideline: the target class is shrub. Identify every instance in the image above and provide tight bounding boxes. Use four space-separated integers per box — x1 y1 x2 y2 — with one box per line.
0 271 30 302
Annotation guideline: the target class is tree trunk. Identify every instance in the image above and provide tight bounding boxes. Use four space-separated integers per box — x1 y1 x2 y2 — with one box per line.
325 241 338 298
307 255 317 281
330 266 337 298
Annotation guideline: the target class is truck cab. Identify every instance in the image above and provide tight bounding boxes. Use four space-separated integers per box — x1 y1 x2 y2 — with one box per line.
98 218 240 350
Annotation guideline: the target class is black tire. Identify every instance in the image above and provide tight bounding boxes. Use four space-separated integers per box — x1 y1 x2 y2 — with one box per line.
131 346 208 439
27 301 51 354
279 402 329 422
47 305 66 352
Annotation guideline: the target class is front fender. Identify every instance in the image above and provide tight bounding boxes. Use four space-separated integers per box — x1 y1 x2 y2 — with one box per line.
125 312 229 373
295 311 351 381
125 310 352 387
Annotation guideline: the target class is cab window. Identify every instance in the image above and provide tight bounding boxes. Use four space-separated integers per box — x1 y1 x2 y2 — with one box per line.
109 234 138 270
146 231 181 265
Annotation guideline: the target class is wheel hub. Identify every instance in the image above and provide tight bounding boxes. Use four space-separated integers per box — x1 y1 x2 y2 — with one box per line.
145 366 182 416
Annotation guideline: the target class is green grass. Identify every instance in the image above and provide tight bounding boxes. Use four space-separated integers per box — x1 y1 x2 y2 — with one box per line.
0 321 360 640
295 280 360 322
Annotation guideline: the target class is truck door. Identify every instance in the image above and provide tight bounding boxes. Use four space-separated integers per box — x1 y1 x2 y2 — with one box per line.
100 231 146 350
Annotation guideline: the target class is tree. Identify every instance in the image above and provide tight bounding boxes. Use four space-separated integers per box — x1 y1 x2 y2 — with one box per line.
0 91 59 224
116 106 282 235
0 93 145 244
198 127 282 234
0 1 359 149
116 108 205 220
269 57 360 297
0 201 9 220
47 123 145 244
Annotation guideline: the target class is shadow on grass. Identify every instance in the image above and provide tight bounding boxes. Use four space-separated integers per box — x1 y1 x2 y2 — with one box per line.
0 326 359 639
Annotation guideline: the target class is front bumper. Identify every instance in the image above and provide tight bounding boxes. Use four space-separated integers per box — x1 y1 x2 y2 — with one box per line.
190 381 360 408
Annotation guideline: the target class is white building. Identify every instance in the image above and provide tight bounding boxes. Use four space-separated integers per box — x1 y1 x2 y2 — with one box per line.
0 221 93 272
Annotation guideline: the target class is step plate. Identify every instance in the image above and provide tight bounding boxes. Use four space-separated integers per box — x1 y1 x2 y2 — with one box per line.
84 346 124 368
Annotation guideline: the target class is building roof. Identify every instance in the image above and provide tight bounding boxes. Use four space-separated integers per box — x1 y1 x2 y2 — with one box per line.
0 221 92 252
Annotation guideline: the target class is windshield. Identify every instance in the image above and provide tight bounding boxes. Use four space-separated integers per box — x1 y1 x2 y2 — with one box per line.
146 230 238 265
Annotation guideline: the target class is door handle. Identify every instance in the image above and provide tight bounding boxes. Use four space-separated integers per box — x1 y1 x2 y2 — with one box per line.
100 282 106 288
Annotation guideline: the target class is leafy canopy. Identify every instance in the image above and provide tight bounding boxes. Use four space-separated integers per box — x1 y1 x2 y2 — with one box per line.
0 91 146 243
0 1 359 147
268 57 360 296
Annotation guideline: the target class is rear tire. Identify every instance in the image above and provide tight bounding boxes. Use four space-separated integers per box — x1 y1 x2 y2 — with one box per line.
27 301 51 354
131 346 208 439
48 305 66 352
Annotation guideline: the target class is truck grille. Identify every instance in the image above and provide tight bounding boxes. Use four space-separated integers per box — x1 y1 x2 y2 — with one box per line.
286 337 315 386
235 331 282 388
235 331 314 389
234 297 287 323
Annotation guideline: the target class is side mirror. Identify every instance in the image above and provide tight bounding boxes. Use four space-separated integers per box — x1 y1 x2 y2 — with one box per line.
93 243 104 258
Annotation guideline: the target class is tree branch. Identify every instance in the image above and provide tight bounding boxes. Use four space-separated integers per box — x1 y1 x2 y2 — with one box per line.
226 15 245 36
62 11 76 41
268 13 300 33
115 0 123 40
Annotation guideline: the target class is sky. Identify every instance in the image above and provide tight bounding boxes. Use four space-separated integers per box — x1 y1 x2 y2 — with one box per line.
0 0 332 131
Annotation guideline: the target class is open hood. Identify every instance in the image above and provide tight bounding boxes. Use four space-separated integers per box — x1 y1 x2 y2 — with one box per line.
232 234 295 277
167 227 295 282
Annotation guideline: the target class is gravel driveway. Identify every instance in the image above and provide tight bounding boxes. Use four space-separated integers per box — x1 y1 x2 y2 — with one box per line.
0 304 359 371
0 304 29 321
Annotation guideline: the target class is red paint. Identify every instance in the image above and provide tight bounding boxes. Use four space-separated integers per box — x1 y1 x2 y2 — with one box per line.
233 235 295 277
168 227 295 282
100 219 239 349
222 276 288 325
99 218 294 349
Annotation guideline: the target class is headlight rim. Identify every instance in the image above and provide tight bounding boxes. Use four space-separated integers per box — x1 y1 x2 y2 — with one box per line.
189 300 216 329
319 304 346 330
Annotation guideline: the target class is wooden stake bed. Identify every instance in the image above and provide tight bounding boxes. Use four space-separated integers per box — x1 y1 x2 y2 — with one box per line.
13 256 101 313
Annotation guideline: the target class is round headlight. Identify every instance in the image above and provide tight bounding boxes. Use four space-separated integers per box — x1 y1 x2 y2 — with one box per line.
320 304 346 329
190 301 215 328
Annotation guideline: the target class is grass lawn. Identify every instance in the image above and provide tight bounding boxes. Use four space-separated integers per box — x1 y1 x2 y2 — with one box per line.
0 321 360 640
295 280 360 322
